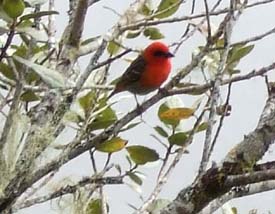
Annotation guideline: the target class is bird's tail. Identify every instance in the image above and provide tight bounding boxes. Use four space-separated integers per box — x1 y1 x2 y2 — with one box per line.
107 84 124 99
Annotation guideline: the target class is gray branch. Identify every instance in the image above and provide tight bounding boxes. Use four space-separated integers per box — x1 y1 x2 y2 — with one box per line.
160 84 275 214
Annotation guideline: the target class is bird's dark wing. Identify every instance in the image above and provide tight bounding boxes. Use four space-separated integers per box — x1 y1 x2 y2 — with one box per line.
108 55 146 97
120 55 146 84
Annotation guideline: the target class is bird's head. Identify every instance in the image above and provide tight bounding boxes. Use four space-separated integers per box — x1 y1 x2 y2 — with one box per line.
143 42 174 63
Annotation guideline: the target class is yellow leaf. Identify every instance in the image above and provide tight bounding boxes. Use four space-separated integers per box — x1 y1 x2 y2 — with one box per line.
160 108 195 120
95 137 127 153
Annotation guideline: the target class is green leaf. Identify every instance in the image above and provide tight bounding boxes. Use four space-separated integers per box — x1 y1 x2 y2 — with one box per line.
126 145 159 165
158 103 179 127
232 207 238 214
12 44 27 57
95 137 127 153
231 44 254 63
139 2 153 16
20 90 40 102
226 44 254 69
79 91 95 114
143 27 164 40
89 106 117 130
168 132 188 146
63 111 82 123
87 98 117 130
127 172 143 185
196 122 208 133
227 69 241 75
3 0 25 19
85 199 102 214
126 30 141 39
107 40 120 55
0 62 15 80
17 18 32 27
160 107 195 120
25 70 40 84
215 38 225 48
13 55 66 88
120 122 140 132
20 10 59 21
81 36 101 46
154 126 168 138
185 121 210 135
155 0 181 19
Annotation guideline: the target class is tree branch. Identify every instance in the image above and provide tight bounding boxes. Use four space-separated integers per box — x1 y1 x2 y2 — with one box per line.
13 175 123 211
120 0 275 31
160 80 275 214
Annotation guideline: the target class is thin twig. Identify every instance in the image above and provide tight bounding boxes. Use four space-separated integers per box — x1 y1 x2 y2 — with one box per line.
172 0 225 54
233 25 275 46
136 106 207 214
13 175 122 211
73 39 108 95
120 0 275 32
0 21 16 62
198 4 236 174
88 0 101 7
100 186 107 214
157 145 173 179
89 149 97 173
48 0 56 50
0 58 23 151
203 0 212 40
207 82 232 161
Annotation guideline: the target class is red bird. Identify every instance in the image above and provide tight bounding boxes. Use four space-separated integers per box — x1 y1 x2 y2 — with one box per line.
108 42 174 98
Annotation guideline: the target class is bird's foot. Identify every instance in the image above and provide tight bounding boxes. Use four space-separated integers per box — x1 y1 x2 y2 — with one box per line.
133 94 145 121
136 102 144 114
136 102 145 121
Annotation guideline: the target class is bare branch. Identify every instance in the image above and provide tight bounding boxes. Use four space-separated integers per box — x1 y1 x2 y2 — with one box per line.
0 21 16 62
208 82 233 160
48 0 56 50
160 78 275 214
203 0 212 40
206 180 275 213
14 175 123 211
120 0 275 31
169 60 275 96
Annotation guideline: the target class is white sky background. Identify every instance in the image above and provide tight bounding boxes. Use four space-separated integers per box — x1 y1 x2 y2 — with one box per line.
17 0 275 213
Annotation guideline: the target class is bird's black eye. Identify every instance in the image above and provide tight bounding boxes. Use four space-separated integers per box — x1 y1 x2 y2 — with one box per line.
153 50 174 58
153 50 166 57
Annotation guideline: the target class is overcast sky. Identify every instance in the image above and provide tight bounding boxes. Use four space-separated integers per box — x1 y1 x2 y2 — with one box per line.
17 0 275 213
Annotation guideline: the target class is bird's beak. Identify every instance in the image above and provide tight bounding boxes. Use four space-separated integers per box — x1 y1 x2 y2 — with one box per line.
166 52 174 58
